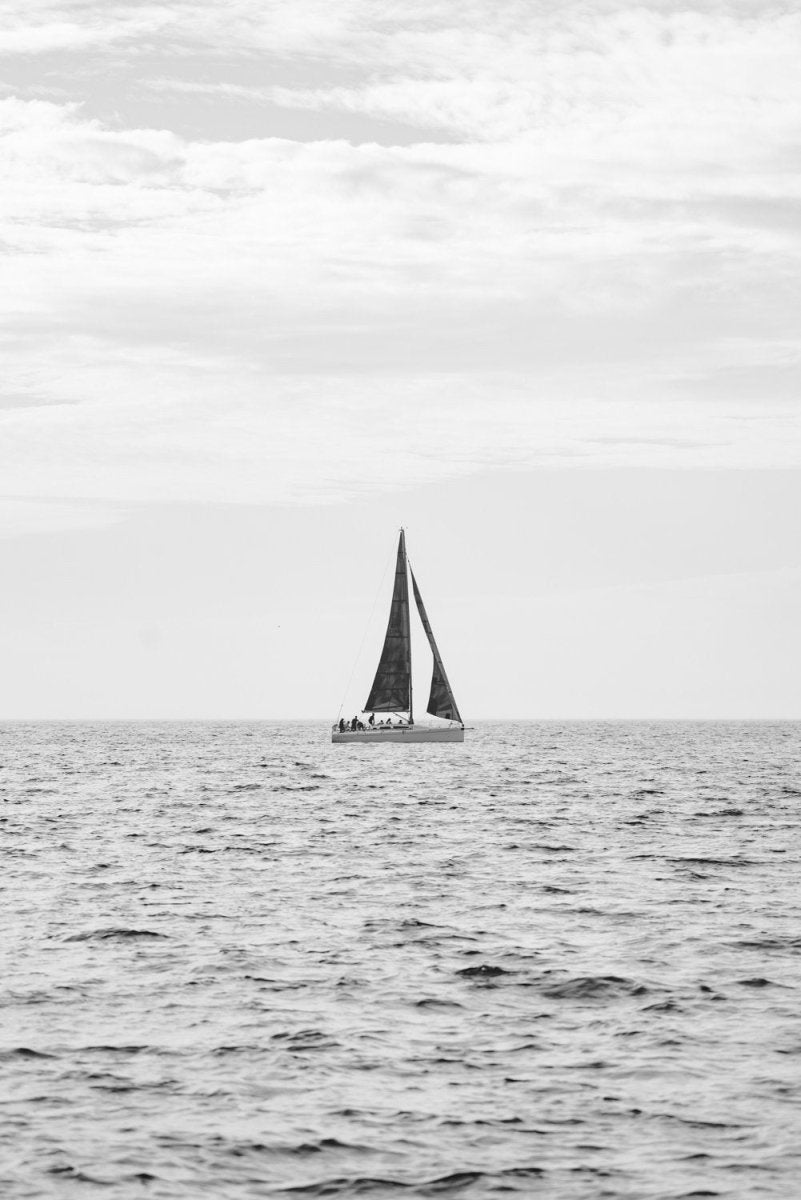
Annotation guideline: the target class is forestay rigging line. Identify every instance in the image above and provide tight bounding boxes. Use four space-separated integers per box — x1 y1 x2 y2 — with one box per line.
336 541 395 719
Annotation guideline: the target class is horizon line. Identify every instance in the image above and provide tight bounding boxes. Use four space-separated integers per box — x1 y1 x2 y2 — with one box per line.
0 716 798 724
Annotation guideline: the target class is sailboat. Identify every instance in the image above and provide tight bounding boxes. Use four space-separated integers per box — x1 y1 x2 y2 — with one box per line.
332 530 465 744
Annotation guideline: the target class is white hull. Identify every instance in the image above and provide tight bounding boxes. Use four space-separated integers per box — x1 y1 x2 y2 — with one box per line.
332 725 464 744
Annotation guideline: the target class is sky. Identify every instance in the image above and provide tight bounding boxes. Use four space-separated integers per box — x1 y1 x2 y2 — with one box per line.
1 0 800 718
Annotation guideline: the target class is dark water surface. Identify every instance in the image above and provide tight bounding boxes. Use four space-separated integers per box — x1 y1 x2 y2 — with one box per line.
2 721 800 1198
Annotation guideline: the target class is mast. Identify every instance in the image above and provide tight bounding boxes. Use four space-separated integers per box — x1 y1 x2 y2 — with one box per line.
406 530 413 724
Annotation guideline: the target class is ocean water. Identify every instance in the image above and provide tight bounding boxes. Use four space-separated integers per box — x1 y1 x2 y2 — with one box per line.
1 720 800 1199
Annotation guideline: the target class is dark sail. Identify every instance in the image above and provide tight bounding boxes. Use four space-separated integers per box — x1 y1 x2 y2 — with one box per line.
364 531 411 712
410 568 462 724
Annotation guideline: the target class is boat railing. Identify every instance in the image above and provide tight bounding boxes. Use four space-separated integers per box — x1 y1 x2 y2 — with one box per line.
332 720 462 733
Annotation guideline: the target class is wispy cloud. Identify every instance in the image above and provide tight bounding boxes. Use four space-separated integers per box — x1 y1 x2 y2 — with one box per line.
0 3 172 54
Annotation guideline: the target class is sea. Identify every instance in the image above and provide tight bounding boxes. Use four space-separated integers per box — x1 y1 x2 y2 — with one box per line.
1 720 800 1199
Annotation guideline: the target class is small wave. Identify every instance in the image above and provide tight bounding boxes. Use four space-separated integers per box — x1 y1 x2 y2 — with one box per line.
64 928 168 942
667 1115 743 1130
293 1138 370 1157
423 1173 490 1193
693 808 744 818
272 1030 339 1052
275 1176 397 1195
499 1166 545 1179
669 856 755 868
48 1166 106 1183
457 964 510 978
51 1164 160 1185
79 1045 149 1054
277 1171 484 1196
731 936 801 951
277 1168 548 1196
415 998 464 1010
0 1047 55 1060
540 975 641 1000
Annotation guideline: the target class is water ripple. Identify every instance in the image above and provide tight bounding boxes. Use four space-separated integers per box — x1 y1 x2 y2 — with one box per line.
0 719 799 1198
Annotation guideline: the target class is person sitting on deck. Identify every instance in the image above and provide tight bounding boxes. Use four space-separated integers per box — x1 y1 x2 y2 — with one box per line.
338 718 346 733
368 713 375 726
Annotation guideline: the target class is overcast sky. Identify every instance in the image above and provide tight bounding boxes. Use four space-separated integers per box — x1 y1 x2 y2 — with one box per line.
1 1 800 718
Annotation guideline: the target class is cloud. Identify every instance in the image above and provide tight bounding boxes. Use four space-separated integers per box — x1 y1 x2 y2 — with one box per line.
1 339 799 538
266 8 801 161
1 3 800 535
0 3 172 54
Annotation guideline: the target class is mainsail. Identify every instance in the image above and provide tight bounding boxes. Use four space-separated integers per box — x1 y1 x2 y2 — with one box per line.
364 530 412 712
411 568 462 724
